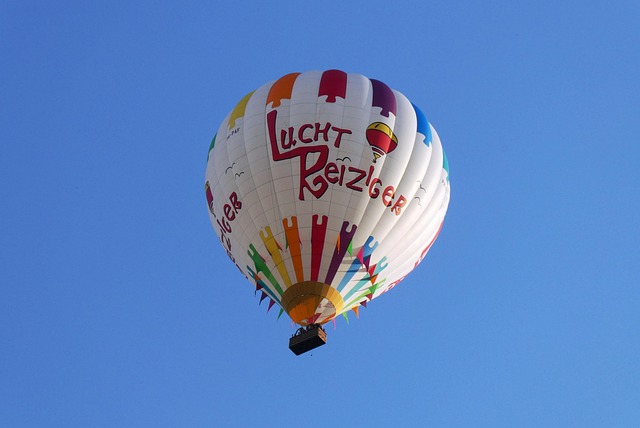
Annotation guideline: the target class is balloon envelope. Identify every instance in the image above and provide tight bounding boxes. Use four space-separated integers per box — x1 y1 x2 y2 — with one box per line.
205 70 450 326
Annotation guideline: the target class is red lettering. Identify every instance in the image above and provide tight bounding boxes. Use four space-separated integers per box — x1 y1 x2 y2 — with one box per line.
224 203 235 221
308 174 329 199
211 191 243 258
281 127 296 149
213 191 243 252
338 164 346 186
325 162 339 183
266 110 382 202
298 123 313 143
390 195 407 215
268 110 329 200
217 217 232 234
229 191 241 211
331 126 352 147
366 165 374 186
298 148 329 199
369 178 382 198
314 122 331 142
382 185 395 206
346 167 366 192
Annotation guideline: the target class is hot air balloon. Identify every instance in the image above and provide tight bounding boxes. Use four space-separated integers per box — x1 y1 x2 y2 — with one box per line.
205 70 450 355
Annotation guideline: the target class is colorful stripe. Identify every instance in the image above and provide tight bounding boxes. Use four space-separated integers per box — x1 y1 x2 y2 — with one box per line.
343 262 389 308
343 282 383 309
206 134 216 162
205 181 213 214
337 236 379 292
246 266 281 305
209 133 216 151
228 91 254 129
356 235 379 270
318 69 347 103
371 79 396 118
324 221 358 285
443 151 450 180
259 226 292 288
266 73 300 108
283 216 304 283
248 243 284 296
310 214 328 282
412 103 432 146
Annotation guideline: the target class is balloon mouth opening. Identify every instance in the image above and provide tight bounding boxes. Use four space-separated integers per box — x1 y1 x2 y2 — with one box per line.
281 281 345 326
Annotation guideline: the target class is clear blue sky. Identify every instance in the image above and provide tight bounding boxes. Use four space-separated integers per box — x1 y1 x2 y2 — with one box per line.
2 1 639 426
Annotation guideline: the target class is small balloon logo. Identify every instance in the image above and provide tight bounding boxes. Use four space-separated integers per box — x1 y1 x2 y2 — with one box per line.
366 122 398 162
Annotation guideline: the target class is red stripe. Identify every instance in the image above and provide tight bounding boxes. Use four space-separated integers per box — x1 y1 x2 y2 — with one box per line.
311 214 328 282
318 69 347 103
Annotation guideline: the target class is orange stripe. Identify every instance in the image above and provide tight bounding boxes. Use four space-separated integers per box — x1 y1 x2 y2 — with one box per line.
266 73 300 108
283 217 304 283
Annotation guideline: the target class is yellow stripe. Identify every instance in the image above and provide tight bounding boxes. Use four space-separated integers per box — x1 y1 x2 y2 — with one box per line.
259 226 292 288
228 91 254 129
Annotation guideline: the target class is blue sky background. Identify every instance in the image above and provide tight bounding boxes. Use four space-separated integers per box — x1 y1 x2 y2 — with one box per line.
2 1 639 426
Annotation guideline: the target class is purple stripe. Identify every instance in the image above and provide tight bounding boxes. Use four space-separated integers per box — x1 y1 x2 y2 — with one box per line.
324 221 358 285
371 79 396 118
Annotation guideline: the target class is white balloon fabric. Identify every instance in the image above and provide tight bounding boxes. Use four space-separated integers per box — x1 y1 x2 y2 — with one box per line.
205 70 450 326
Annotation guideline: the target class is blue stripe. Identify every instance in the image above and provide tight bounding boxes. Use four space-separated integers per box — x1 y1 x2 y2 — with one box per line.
412 103 432 147
443 150 450 181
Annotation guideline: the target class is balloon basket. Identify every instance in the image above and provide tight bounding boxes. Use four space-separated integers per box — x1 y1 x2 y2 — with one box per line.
289 324 327 355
